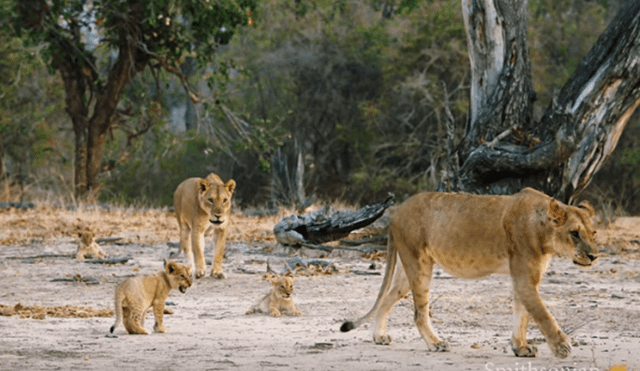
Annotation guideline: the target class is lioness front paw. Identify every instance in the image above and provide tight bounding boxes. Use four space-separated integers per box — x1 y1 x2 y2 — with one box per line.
429 340 450 352
373 333 392 345
550 341 571 359
210 271 226 279
512 344 538 357
153 324 167 333
195 267 206 279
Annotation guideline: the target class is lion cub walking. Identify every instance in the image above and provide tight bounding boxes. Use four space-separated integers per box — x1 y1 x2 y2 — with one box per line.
246 271 303 317
76 229 106 260
110 261 192 335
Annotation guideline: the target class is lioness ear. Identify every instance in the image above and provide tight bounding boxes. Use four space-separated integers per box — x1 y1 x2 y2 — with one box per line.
198 179 209 193
578 200 595 218
225 179 236 194
548 199 568 226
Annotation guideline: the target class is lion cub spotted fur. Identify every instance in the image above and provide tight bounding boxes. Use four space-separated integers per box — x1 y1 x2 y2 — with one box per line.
76 229 106 260
110 261 192 335
246 271 302 317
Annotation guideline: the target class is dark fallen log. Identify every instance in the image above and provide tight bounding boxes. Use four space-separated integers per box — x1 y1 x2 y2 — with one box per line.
273 193 394 246
84 257 131 265
7 254 74 260
339 234 387 246
51 275 100 285
95 237 122 244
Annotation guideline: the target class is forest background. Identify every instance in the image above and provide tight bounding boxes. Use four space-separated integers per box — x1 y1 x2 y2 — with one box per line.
1 0 639 214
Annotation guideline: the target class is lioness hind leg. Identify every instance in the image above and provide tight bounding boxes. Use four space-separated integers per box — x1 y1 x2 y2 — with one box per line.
372 258 411 345
401 250 448 352
511 293 537 357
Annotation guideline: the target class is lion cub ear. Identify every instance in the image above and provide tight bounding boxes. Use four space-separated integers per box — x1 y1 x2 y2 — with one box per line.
577 200 595 218
548 199 568 226
225 179 236 194
165 261 178 274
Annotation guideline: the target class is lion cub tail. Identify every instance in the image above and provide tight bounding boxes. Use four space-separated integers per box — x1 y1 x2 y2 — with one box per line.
110 285 124 334
340 232 399 333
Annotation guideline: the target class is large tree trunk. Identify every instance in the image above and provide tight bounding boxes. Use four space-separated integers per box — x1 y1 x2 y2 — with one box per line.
441 0 640 203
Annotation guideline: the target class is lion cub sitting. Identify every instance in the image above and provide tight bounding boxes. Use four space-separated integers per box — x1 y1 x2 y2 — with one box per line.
110 260 192 335
76 229 106 260
246 271 303 317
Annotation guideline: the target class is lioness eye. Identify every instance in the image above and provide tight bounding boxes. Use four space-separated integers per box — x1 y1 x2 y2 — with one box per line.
223 198 228 203
570 231 580 240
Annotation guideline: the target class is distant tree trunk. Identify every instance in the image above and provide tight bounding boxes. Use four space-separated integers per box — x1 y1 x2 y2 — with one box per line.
441 0 640 203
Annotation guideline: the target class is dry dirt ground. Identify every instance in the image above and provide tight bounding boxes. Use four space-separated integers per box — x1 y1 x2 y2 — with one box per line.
0 204 639 371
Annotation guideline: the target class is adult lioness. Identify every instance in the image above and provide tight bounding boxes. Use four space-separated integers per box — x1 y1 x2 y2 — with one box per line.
174 173 236 279
341 188 597 359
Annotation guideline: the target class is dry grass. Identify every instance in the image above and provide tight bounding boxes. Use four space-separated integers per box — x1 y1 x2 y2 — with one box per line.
0 303 113 319
0 204 286 246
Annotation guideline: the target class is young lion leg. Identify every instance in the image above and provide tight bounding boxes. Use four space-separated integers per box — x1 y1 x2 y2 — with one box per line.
401 249 448 352
511 291 537 357
371 257 411 345
152 302 167 333
210 225 227 279
511 257 571 358
127 307 149 335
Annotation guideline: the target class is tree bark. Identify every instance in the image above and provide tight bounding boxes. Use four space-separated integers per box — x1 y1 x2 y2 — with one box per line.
442 0 640 203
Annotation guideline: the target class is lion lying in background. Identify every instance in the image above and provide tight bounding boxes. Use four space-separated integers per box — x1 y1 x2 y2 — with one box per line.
110 260 192 335
246 271 303 317
341 188 597 359
76 229 106 260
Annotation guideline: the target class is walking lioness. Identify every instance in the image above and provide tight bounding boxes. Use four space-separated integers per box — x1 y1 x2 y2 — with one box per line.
341 188 597 359
174 173 236 279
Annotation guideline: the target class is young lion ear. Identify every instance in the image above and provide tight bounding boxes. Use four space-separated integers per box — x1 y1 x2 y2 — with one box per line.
225 179 236 194
166 261 177 274
548 199 568 226
578 200 595 218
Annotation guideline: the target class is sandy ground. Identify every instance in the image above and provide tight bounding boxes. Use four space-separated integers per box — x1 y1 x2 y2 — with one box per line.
0 206 639 370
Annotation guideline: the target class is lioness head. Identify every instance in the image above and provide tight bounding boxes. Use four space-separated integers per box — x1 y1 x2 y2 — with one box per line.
548 199 598 267
197 176 236 225
268 272 295 300
165 261 193 293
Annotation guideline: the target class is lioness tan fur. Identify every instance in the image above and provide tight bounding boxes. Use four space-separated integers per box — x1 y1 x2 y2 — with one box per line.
110 261 192 335
75 229 106 260
341 188 597 359
246 271 303 317
174 173 236 279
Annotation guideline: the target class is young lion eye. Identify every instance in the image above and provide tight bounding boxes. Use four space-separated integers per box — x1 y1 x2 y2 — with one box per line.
570 231 580 240
207 198 214 204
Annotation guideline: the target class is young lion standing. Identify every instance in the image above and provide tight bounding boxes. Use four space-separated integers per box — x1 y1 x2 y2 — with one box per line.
174 173 236 279
110 261 192 335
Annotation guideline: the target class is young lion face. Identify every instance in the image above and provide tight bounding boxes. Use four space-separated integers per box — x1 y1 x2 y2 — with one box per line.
165 261 193 294
268 272 295 300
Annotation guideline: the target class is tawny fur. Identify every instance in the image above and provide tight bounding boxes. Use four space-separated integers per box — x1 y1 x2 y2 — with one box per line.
76 229 106 260
246 272 303 317
110 261 192 335
341 188 597 359
173 173 235 279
